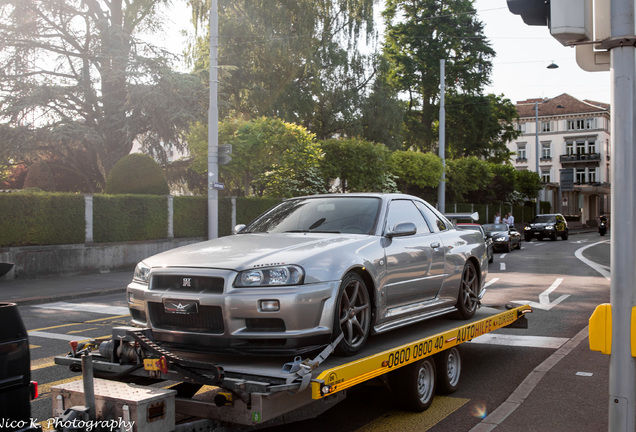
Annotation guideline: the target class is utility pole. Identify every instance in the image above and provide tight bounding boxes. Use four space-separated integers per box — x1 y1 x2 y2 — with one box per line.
608 0 636 428
207 0 219 239
535 101 540 216
438 59 446 213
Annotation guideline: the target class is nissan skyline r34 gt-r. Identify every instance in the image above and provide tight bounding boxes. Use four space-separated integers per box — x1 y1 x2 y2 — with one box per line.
127 193 488 356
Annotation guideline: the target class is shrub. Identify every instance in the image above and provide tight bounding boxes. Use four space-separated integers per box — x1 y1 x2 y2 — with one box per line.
104 154 169 195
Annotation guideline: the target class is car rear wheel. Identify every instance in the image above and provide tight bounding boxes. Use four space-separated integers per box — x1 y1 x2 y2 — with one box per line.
455 261 479 319
333 273 371 356
561 231 569 240
524 235 532 242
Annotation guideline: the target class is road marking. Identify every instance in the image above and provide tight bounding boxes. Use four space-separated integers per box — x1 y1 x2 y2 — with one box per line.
500 253 508 259
28 331 92 341
512 278 570 310
500 263 506 271
484 278 499 288
575 240 610 280
470 334 569 349
356 395 469 432
33 301 130 316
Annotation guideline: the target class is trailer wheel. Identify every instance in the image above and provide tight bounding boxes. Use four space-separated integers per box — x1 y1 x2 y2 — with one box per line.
455 261 479 319
389 357 437 412
435 346 461 394
333 273 371 356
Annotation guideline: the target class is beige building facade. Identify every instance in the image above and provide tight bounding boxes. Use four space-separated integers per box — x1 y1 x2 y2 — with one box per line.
507 94 611 225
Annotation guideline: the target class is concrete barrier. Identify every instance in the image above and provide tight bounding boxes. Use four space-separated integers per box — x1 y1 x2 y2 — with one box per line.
0 238 204 281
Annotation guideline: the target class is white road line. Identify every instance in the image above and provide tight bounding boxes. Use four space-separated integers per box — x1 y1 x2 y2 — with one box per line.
500 253 508 259
512 277 570 310
484 278 499 288
28 331 91 342
33 302 130 316
539 278 564 304
575 239 611 280
470 333 569 349
500 263 506 271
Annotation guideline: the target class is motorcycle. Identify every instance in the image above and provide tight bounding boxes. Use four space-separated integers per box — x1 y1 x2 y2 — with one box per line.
599 220 607 236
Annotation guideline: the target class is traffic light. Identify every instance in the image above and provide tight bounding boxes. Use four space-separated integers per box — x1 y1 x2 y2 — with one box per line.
218 144 232 165
506 0 592 46
506 0 549 26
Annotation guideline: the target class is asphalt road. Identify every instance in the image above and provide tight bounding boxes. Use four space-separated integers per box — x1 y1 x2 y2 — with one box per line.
20 231 611 431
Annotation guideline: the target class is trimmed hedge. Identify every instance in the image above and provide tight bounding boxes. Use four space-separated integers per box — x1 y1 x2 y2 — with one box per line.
174 196 207 238
0 192 84 246
93 195 168 243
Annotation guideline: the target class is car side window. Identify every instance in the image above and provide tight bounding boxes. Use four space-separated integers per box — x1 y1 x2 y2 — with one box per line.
385 200 431 234
414 201 448 232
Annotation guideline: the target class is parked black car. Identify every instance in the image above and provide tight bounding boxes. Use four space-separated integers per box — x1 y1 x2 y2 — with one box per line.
524 214 569 241
0 302 39 431
457 223 494 263
482 223 522 252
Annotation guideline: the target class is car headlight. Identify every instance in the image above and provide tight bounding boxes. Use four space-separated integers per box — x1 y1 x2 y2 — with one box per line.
133 262 151 283
524 226 531 230
494 236 506 242
235 265 304 287
545 226 554 230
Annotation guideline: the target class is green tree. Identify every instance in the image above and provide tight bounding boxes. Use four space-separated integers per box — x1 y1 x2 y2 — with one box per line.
187 117 325 197
0 0 207 192
389 150 443 196
445 94 519 163
471 163 517 204
515 169 542 201
321 138 396 193
382 0 495 151
187 0 376 139
445 157 492 203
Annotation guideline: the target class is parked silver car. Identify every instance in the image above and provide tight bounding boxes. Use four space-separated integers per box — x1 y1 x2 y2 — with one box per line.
127 193 488 356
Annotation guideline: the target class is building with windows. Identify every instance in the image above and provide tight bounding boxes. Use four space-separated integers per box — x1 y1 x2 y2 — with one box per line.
507 94 611 225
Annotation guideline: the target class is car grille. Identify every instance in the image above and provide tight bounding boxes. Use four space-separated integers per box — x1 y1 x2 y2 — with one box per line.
150 275 224 294
148 302 225 334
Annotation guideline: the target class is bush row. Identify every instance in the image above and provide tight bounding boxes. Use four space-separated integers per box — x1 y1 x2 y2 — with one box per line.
0 193 283 247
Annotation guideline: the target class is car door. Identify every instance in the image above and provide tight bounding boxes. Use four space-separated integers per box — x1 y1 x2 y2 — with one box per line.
383 199 446 309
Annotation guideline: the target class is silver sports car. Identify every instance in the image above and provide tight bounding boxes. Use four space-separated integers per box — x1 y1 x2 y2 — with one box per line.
127 193 488 356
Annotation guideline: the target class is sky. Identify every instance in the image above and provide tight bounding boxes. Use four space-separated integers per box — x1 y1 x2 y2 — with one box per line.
157 1 612 106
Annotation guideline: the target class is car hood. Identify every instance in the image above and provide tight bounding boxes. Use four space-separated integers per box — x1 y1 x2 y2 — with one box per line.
485 230 508 237
527 222 552 228
141 233 371 271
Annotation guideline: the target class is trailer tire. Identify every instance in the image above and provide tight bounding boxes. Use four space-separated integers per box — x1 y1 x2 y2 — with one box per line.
435 346 461 394
333 273 371 356
389 357 437 412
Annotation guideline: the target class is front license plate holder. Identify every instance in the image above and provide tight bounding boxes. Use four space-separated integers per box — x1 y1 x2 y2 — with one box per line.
163 299 199 315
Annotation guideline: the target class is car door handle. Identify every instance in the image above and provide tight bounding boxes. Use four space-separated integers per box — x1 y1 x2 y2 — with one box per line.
430 242 440 248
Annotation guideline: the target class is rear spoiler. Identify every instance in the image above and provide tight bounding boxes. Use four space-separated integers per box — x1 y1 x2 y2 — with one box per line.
444 212 479 225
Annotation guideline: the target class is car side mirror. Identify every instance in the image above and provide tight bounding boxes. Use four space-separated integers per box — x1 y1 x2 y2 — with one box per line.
387 222 417 238
233 224 246 234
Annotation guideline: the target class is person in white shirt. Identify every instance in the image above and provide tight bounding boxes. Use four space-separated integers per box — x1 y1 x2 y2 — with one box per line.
494 212 501 224
507 212 515 227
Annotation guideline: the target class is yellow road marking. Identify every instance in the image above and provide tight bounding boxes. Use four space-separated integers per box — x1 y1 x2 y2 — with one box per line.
29 314 130 333
68 327 98 334
355 396 469 432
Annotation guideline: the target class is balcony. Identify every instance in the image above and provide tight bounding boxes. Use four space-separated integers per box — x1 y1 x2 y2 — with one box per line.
560 153 601 165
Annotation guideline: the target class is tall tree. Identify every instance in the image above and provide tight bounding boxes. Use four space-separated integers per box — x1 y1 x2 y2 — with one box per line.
0 0 207 192
186 0 376 139
382 0 494 151
445 94 519 163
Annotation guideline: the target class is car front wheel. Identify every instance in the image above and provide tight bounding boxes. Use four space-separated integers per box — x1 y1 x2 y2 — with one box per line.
455 261 479 319
333 273 371 356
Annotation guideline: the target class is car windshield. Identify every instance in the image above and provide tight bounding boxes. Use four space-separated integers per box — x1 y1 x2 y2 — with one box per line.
458 225 481 232
532 215 556 223
483 224 508 232
242 196 382 234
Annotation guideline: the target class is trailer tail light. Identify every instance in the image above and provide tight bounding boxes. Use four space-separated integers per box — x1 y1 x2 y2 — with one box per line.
31 381 38 400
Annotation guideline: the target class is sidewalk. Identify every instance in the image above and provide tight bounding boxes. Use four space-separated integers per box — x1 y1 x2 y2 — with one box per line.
0 269 132 305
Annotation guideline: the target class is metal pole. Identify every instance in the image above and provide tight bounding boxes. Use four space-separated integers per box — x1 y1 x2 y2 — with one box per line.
207 0 219 239
535 101 540 216
608 0 636 428
438 59 446 213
